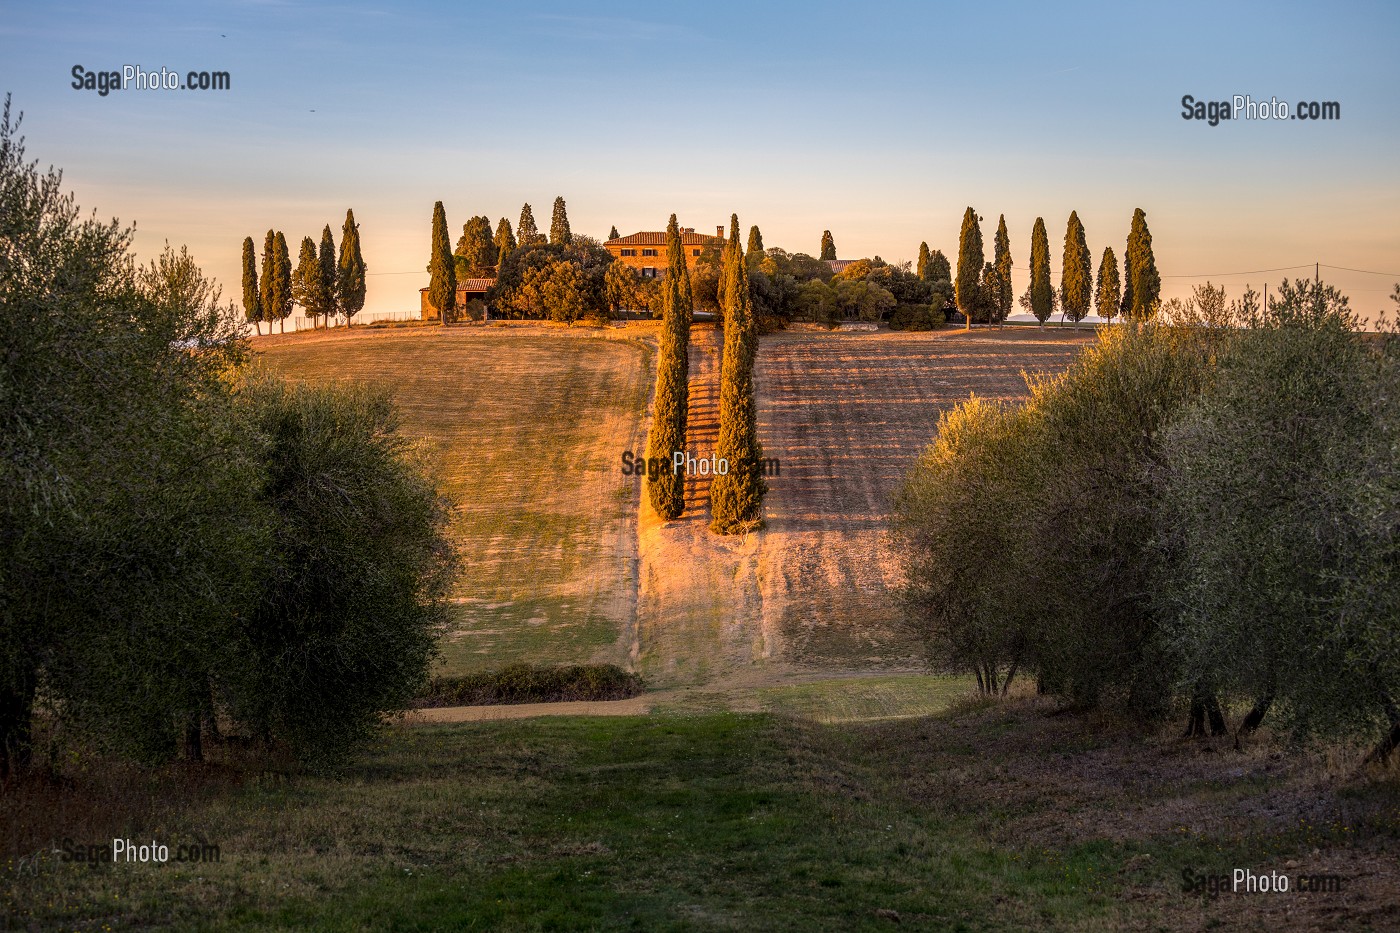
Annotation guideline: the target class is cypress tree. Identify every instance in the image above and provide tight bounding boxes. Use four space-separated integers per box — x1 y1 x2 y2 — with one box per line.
259 230 277 334
550 196 572 246
980 262 998 325
272 231 292 333
819 230 836 261
338 209 367 327
955 207 984 329
710 216 766 534
494 217 516 266
1095 246 1121 322
718 214 741 350
455 216 497 275
319 224 338 327
1060 211 1091 327
291 236 324 326
1029 217 1053 327
241 236 262 335
608 224 620 241
518 203 540 246
428 201 456 325
992 216 1013 325
929 249 952 283
747 225 764 257
1122 207 1160 320
645 214 694 520
917 242 932 280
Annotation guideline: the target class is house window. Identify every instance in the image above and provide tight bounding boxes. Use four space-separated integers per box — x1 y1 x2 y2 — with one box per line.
620 248 636 257
642 248 658 257
641 267 657 279
692 249 701 256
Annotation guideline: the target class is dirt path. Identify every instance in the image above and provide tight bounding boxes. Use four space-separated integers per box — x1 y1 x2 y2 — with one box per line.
404 696 654 722
633 325 783 687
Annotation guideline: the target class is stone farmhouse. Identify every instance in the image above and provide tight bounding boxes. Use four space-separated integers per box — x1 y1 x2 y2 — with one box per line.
604 225 727 279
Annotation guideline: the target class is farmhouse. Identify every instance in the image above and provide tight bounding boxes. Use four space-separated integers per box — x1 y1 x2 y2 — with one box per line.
419 278 495 320
605 225 726 279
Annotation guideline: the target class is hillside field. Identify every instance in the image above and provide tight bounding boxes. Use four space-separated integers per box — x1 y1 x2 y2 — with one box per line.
259 323 1095 685
260 325 653 675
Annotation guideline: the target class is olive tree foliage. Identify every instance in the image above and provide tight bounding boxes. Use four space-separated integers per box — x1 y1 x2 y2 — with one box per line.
0 98 260 770
1019 323 1218 715
895 322 1218 716
232 376 458 763
893 397 1039 695
1156 279 1400 758
0 100 459 772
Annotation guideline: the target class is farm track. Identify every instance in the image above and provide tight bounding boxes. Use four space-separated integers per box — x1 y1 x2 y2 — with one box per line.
634 325 773 686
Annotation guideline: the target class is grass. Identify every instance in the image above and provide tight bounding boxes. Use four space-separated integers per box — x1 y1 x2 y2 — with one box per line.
750 673 975 723
260 329 652 676
9 692 1396 931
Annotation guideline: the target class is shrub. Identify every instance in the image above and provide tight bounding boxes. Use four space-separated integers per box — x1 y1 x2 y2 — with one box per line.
417 664 645 707
888 304 944 331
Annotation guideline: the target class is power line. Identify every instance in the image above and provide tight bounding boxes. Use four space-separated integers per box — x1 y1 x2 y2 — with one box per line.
1007 262 1398 280
1321 263 1400 277
1159 265 1313 279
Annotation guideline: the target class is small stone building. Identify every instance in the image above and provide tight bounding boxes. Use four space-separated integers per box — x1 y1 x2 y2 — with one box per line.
420 278 495 321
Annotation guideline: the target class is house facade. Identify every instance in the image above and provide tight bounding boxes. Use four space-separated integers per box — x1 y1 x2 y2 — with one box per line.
604 226 726 279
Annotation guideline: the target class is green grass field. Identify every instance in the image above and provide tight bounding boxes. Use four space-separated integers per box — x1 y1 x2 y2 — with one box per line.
260 328 653 675
11 692 1392 931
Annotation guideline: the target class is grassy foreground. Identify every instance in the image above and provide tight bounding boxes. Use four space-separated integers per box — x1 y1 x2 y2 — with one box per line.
8 689 1396 931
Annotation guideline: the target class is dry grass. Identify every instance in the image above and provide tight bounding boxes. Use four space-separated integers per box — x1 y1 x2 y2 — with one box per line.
258 324 654 676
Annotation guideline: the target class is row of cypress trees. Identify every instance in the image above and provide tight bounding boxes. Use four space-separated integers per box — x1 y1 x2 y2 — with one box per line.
241 210 365 334
644 214 766 534
953 207 1159 327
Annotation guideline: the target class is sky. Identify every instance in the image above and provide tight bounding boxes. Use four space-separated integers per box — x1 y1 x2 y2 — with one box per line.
2 0 1398 322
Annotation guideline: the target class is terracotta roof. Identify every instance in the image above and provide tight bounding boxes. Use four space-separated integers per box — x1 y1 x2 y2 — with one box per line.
606 231 724 247
418 278 496 292
827 259 855 273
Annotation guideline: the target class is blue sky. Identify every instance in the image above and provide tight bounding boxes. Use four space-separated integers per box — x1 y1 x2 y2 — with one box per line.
2 0 1398 318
